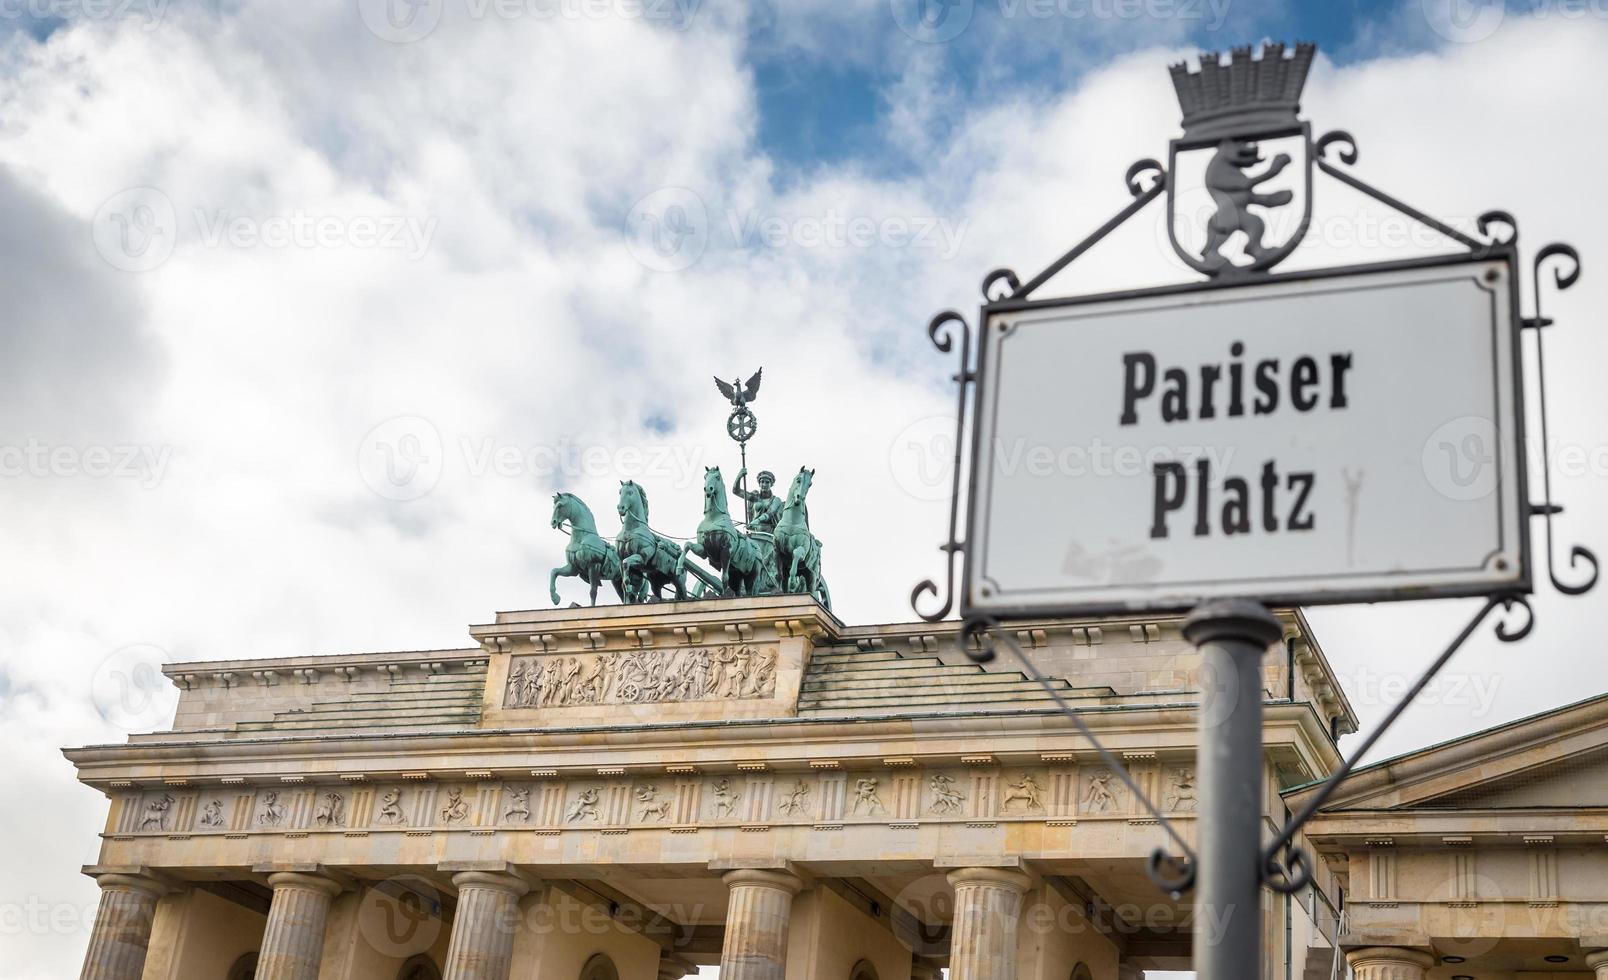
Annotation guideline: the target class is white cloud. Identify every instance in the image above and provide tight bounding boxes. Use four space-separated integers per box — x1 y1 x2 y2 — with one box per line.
1 6 1606 977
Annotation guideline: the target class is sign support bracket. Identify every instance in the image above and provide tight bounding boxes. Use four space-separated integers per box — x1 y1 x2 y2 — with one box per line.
1259 593 1533 894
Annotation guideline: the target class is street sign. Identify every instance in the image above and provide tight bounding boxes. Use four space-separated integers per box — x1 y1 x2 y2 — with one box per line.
907 43 1594 980
963 252 1528 617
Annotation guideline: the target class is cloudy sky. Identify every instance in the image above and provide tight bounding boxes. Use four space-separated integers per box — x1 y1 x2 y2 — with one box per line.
3 0 1607 975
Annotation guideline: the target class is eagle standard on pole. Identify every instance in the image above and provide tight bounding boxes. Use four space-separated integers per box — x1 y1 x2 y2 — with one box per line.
714 368 762 526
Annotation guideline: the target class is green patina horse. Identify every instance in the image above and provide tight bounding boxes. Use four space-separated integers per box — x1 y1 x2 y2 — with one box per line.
615 480 686 602
550 492 624 606
775 466 831 610
680 466 766 598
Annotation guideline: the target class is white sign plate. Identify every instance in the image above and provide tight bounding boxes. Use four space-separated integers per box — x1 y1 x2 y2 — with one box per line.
964 255 1528 616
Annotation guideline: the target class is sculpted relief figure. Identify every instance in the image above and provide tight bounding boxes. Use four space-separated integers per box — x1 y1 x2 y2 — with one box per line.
567 788 602 823
257 791 286 827
503 645 777 710
1002 774 1045 813
575 657 608 704
140 793 174 832
746 650 777 698
378 788 407 825
707 647 738 698
1084 770 1121 813
505 659 532 707
852 778 885 816
1166 768 1197 812
556 657 584 703
315 792 345 827
778 780 811 816
440 788 469 825
712 778 741 819
929 774 966 814
635 785 671 821
199 798 225 828
504 786 532 823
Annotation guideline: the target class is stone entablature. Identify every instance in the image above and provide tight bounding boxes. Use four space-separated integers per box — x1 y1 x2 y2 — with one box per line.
103 758 1214 842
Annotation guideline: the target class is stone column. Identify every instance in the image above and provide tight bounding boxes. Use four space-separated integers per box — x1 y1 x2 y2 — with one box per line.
1345 947 1435 980
1585 950 1608 980
443 870 533 980
80 873 169 980
257 871 345 980
946 867 1032 980
719 868 804 980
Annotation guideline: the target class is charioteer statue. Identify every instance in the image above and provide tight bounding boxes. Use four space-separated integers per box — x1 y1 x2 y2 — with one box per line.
734 468 782 531
547 368 830 610
733 467 783 592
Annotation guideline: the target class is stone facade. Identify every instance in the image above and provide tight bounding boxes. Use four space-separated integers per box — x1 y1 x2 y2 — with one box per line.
66 594 1602 979
1293 693 1608 980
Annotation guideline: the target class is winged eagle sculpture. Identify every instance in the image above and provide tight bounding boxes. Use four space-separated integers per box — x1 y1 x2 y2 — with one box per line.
715 369 763 410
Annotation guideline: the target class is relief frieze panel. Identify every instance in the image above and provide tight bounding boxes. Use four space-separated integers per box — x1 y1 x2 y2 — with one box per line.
503 645 778 708
115 762 1194 837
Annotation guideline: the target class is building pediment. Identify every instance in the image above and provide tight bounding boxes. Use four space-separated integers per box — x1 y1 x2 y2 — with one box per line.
1407 744 1608 810
1288 693 1608 815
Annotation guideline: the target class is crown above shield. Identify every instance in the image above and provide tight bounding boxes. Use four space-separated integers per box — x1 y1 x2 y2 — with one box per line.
1169 42 1316 142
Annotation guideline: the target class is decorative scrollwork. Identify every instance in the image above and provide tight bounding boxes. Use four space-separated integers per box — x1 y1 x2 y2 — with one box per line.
1494 595 1534 643
910 548 959 623
1146 849 1195 896
1476 210 1518 247
981 268 1021 302
1263 845 1314 894
958 616 996 664
1527 243 1599 598
1125 158 1165 197
911 310 976 623
925 308 967 355
1314 130 1358 165
1549 545 1599 596
1537 242 1581 290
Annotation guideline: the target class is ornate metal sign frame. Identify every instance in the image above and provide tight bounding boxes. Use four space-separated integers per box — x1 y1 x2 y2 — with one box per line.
910 42 1598 914
913 45 1596 628
963 249 1529 619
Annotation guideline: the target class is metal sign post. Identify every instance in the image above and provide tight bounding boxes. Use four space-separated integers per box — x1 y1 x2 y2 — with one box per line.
910 42 1597 980
1184 600 1284 976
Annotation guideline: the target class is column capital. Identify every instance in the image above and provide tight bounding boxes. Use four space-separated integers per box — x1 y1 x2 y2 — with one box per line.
450 870 533 899
441 860 540 898
1584 949 1608 972
721 868 804 895
1347 946 1435 978
91 872 173 899
265 871 346 898
944 866 1033 894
